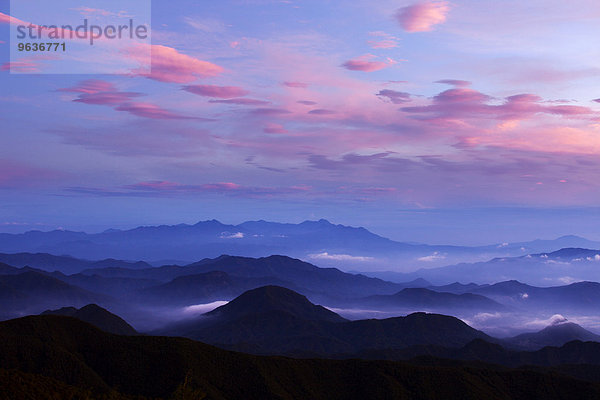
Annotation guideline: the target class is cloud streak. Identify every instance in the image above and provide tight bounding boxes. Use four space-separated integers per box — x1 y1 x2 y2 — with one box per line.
341 58 388 72
128 44 223 83
182 85 249 98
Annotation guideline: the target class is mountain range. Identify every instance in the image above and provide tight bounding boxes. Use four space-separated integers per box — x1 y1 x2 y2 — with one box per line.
161 285 600 354
3 252 600 334
160 285 492 355
378 247 600 285
2 220 598 271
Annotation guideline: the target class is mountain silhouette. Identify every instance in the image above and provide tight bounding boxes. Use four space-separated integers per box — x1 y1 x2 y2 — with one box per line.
395 248 600 286
42 304 137 335
0 271 107 318
506 322 600 350
2 219 579 267
207 285 346 323
85 254 407 303
360 287 504 312
162 285 491 356
0 252 151 275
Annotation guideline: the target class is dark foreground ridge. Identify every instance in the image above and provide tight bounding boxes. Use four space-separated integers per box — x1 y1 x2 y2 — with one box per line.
2 315 600 400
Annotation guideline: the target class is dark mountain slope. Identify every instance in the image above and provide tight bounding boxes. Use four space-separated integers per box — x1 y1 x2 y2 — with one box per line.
0 271 101 303
0 271 107 318
207 285 346 323
1 315 600 400
42 304 137 335
350 338 600 371
0 261 19 275
137 271 300 306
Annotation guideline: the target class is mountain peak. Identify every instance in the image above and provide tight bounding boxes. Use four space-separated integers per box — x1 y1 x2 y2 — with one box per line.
300 218 332 225
207 285 346 323
507 320 600 350
557 235 587 240
194 219 225 226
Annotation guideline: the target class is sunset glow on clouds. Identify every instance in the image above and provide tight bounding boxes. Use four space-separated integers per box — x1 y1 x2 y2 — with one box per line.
396 1 450 32
1 0 600 242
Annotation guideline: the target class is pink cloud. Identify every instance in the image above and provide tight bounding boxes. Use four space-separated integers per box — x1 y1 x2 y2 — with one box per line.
128 44 223 83
2 53 60 73
0 62 38 73
58 79 116 94
59 80 204 120
264 123 288 134
283 81 309 88
297 100 317 105
209 98 270 105
71 7 116 17
0 159 60 188
396 1 450 32
60 80 142 105
593 99 600 103
115 102 205 120
341 58 388 72
376 90 411 104
401 88 596 120
368 40 398 49
367 32 399 49
182 84 249 98
0 12 27 25
72 90 142 105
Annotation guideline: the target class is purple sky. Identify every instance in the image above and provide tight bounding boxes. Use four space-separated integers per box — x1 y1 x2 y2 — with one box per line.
1 0 600 244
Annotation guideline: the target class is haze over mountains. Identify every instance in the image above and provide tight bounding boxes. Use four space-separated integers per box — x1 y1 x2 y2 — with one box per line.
366 248 600 286
1 220 600 398
2 249 600 335
1 219 598 272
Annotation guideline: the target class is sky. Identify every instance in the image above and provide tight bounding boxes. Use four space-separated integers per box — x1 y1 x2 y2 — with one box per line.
1 0 600 245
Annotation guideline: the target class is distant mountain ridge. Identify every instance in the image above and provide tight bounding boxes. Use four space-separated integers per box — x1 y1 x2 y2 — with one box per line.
381 247 600 285
0 252 151 275
1 219 597 269
358 287 505 313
